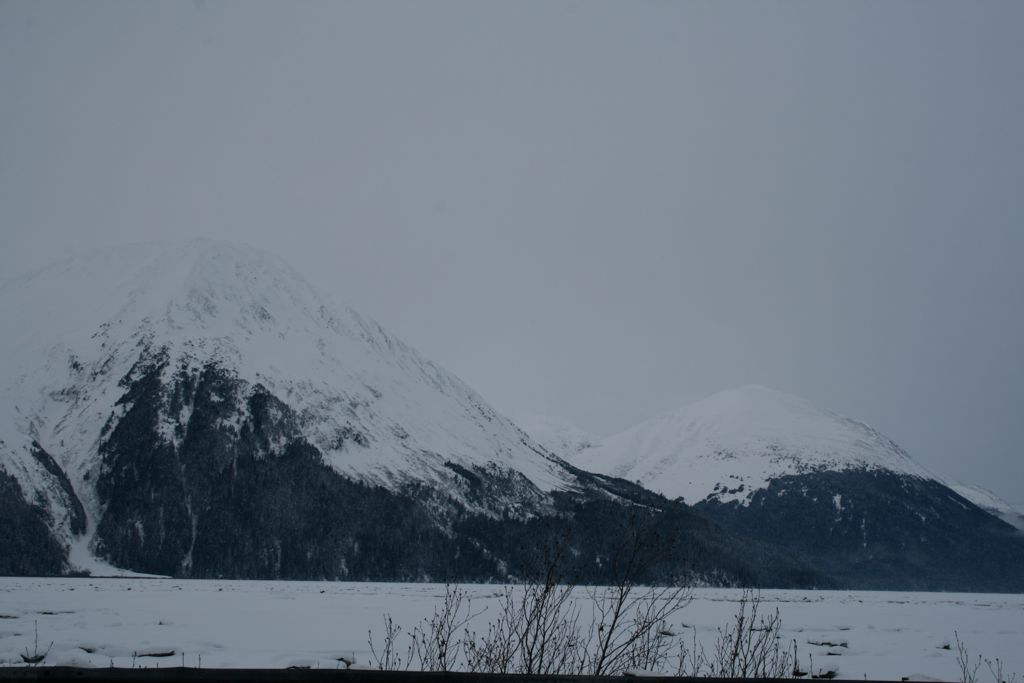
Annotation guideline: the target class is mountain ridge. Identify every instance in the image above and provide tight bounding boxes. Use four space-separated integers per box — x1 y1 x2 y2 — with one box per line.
532 385 1024 591
3 241 1020 590
1 240 819 587
567 385 933 505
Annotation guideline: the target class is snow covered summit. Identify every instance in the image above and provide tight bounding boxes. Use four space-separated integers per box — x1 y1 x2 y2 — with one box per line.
567 385 932 505
0 240 579 575
548 385 1024 591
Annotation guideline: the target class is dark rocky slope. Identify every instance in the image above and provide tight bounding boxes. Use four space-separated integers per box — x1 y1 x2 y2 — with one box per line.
43 351 815 585
697 469 1024 592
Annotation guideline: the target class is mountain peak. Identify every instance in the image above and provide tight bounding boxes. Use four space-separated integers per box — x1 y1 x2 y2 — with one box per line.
568 386 931 504
0 239 365 393
1 241 578 569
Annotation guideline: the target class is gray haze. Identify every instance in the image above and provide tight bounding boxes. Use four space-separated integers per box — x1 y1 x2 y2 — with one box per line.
2 2 1022 503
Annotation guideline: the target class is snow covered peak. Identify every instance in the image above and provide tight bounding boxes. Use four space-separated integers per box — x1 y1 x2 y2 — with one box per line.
3 239 354 346
568 385 932 505
0 238 473 388
1 241 579 557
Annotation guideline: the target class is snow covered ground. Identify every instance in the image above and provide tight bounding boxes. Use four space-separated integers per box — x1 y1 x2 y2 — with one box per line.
1 578 1020 680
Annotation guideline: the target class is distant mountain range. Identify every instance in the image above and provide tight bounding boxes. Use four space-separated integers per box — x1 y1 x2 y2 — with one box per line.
1 241 1020 591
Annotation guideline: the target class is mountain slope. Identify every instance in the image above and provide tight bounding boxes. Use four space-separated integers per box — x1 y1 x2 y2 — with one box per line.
573 385 931 505
951 484 1024 533
558 386 1024 591
0 241 577 576
0 239 571 506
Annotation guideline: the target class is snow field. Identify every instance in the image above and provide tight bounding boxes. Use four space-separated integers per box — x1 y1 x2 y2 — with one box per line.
1 578 1021 680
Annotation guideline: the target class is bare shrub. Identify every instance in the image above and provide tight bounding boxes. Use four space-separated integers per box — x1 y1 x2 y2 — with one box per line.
676 625 711 677
954 632 1019 683
20 621 52 665
708 589 793 678
463 586 520 673
367 614 405 671
369 514 694 676
957 631 983 683
583 514 692 675
368 572 1019 682
986 657 1019 683
513 577 585 672
407 584 477 672
464 529 586 674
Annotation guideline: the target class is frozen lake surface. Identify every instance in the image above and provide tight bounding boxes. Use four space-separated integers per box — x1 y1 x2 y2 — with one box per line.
1 578 1021 680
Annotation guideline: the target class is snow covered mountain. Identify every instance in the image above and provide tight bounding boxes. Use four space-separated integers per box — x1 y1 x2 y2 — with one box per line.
4 244 1019 589
543 386 1024 591
1 239 570 491
0 240 581 576
1 240 812 585
568 385 932 505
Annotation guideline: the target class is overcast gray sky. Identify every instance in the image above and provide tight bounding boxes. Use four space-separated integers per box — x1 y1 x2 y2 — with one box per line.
2 1 1022 503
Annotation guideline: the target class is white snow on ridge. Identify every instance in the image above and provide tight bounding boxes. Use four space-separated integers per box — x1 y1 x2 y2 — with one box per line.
0 239 576 563
566 385 934 505
950 484 1024 533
